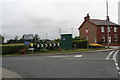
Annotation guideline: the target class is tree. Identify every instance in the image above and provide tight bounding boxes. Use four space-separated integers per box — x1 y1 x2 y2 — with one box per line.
0 35 4 44
34 34 40 42
14 36 19 40
54 38 61 42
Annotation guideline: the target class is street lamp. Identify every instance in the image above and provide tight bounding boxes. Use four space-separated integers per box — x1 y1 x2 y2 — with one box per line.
106 0 110 48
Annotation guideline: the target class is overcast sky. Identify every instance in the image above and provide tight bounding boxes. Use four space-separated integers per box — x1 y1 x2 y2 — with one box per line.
1 0 120 40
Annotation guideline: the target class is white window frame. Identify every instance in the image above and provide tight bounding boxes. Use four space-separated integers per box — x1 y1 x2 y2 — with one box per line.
108 27 110 32
101 26 104 32
114 27 117 32
108 35 111 43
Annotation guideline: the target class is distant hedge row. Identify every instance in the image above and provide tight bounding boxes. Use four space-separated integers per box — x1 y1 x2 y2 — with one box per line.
72 40 87 48
2 45 26 55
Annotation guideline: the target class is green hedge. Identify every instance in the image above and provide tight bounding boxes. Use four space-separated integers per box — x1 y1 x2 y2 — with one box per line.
2 45 26 55
72 40 87 49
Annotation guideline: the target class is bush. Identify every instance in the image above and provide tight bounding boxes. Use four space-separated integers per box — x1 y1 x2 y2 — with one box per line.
72 40 87 49
2 45 26 55
89 43 104 48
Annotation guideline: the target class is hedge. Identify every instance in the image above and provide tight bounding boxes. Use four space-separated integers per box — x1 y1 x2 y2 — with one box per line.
2 45 26 55
72 40 87 49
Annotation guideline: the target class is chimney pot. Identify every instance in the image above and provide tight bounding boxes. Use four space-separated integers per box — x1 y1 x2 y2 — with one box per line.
84 14 90 20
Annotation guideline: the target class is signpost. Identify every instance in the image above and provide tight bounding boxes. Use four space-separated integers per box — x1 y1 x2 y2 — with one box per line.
24 41 30 45
49 43 52 47
41 44 44 47
84 28 90 48
53 43 56 47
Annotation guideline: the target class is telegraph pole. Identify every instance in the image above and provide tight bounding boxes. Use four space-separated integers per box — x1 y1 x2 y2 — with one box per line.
106 0 110 48
46 33 48 40
59 28 61 39
71 28 73 38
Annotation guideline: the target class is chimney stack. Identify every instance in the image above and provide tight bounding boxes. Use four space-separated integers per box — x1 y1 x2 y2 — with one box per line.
84 14 90 20
106 16 110 21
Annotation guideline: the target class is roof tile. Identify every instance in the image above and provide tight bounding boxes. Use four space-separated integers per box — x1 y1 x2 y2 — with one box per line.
89 19 118 26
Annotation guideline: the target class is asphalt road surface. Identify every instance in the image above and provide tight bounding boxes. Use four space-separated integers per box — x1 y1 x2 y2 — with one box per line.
2 50 120 79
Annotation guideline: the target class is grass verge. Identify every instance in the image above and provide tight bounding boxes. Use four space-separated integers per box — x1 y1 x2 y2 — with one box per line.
2 48 109 56
28 48 107 54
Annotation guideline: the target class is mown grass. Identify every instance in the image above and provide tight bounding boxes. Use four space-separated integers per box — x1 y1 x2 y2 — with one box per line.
0 43 24 47
28 48 107 54
2 48 108 56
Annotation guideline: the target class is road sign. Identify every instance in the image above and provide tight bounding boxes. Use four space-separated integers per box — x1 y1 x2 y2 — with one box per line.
28 48 34 51
24 41 30 45
53 43 56 46
30 43 33 47
45 44 48 47
49 43 52 47
37 44 40 48
41 44 44 47
57 43 60 46
85 28 90 34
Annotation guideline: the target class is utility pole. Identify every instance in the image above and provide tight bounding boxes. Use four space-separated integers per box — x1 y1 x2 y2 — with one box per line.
59 28 61 39
71 28 73 38
46 33 48 40
106 0 110 48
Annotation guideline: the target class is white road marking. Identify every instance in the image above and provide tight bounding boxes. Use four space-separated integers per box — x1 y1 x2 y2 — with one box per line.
75 55 82 58
112 50 119 60
106 51 115 59
48 56 72 57
119 72 120 75
64 58 112 60
115 63 118 66
117 67 120 70
111 50 120 72
114 59 117 63
7 58 44 59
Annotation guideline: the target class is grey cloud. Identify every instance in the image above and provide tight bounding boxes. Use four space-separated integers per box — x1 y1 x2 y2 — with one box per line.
2 0 119 40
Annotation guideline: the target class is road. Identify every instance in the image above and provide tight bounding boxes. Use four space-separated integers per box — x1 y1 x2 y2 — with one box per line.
2 50 120 79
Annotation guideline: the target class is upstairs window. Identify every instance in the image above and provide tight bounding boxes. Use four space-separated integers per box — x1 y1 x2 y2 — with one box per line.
114 34 118 42
101 26 104 32
108 27 110 32
114 27 117 32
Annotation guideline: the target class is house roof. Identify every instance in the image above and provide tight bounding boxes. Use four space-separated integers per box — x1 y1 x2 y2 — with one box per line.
22 34 34 40
89 19 118 26
78 14 120 30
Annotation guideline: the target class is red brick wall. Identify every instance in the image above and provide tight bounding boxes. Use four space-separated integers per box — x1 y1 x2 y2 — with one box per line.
79 20 120 45
117 27 120 42
98 25 120 44
97 26 102 42
79 20 97 43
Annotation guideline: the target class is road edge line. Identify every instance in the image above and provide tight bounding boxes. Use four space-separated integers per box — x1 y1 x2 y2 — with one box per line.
106 51 115 59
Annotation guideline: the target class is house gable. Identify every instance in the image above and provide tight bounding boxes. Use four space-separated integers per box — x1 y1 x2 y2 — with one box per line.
79 19 97 43
78 19 97 30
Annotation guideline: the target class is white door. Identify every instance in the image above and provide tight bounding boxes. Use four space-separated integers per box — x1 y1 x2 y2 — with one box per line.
109 37 111 43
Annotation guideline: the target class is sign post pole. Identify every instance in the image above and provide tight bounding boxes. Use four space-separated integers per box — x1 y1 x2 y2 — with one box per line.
87 37 89 49
85 28 90 49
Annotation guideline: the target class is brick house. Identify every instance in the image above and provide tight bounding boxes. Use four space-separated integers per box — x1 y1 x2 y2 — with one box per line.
78 14 120 46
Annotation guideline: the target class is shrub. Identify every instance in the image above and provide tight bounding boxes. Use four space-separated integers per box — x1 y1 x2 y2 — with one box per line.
89 43 104 48
72 40 87 49
2 45 26 55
